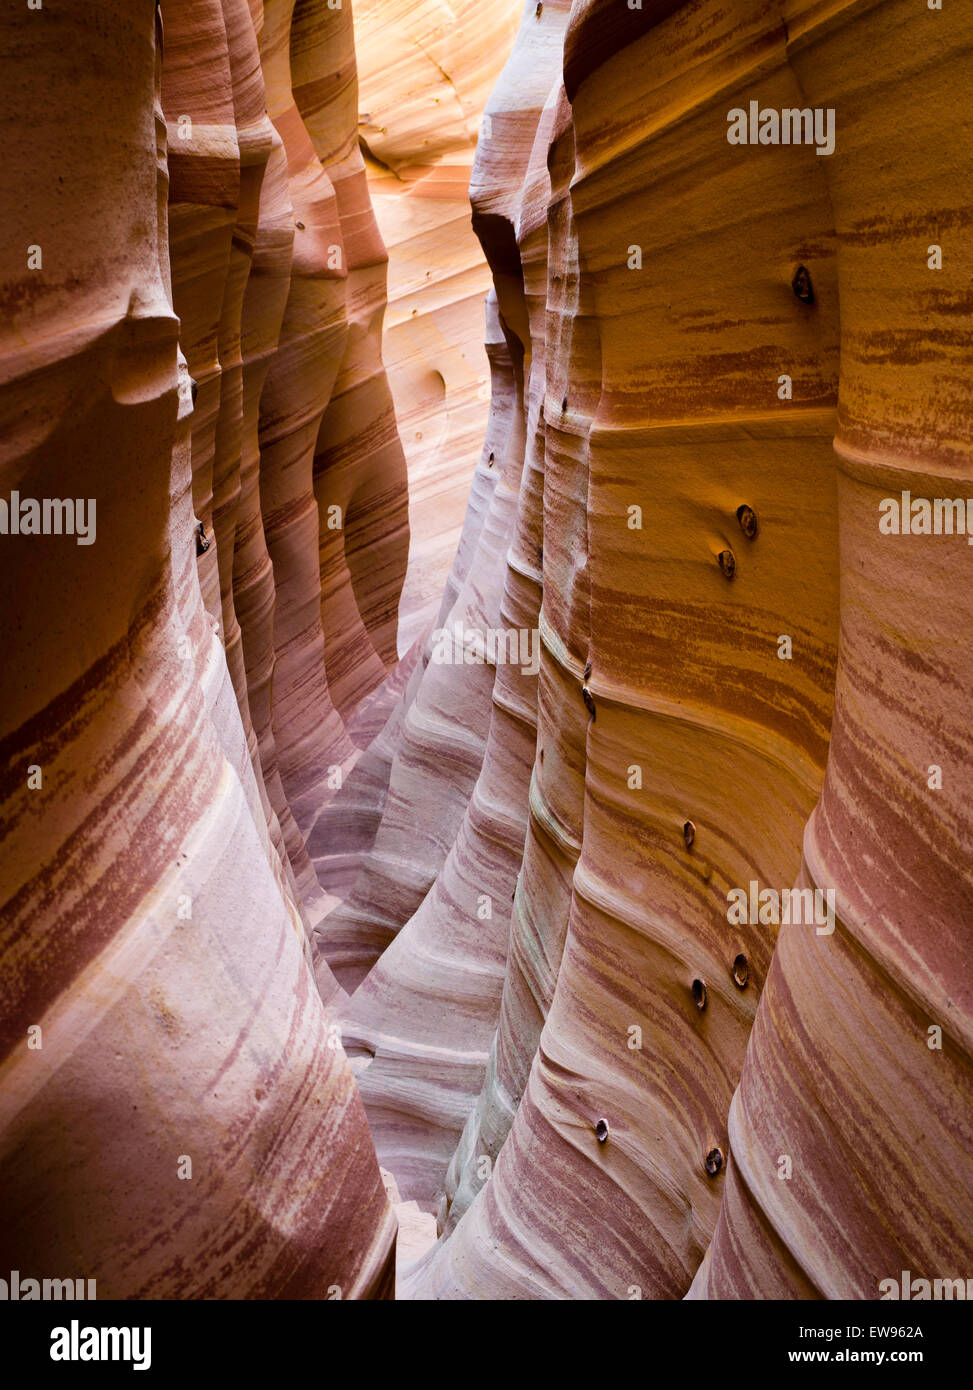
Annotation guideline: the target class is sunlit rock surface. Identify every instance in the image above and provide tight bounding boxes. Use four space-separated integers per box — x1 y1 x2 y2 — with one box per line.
354 0 522 654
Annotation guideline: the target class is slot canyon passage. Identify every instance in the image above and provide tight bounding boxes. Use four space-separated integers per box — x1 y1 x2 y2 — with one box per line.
0 0 971 1304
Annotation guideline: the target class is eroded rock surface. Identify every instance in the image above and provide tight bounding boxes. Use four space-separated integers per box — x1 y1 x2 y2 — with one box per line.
337 0 973 1300
355 0 523 654
0 0 410 1299
1 0 969 1305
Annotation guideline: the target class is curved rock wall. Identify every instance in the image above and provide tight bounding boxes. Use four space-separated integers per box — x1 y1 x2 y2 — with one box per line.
688 0 973 1299
339 0 972 1299
0 0 408 1299
354 0 523 654
331 0 573 1208
1 0 969 1304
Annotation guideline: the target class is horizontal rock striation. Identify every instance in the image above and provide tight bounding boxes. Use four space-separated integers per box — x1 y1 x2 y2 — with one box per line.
343 0 971 1300
1 0 969 1305
0 0 415 1298
688 0 973 1299
354 0 523 655
334 0 574 1211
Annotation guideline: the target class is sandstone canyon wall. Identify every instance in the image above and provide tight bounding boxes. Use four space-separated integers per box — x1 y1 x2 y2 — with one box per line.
354 0 522 655
0 0 408 1298
331 0 973 1301
0 0 970 1305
